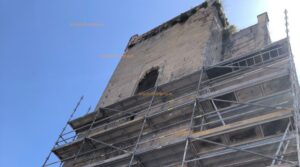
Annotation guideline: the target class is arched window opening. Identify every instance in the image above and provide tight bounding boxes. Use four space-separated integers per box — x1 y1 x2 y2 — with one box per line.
135 68 159 94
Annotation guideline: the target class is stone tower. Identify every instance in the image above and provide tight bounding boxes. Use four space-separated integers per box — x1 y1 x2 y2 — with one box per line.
96 1 270 108
44 1 300 167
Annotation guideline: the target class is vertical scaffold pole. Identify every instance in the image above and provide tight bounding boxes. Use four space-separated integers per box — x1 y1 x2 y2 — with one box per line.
129 83 158 166
284 9 300 166
42 96 84 167
181 67 204 167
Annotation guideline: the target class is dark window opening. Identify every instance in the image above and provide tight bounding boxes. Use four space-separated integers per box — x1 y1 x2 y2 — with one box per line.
199 100 215 113
254 55 262 64
247 58 254 66
126 113 135 121
129 115 135 121
206 67 233 79
262 119 288 136
196 137 222 152
214 92 237 109
229 128 257 143
238 60 247 66
262 52 270 61
135 68 159 94
270 50 278 58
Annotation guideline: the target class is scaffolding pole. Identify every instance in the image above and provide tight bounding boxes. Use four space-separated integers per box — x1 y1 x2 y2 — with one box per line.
181 67 204 167
284 9 300 166
187 136 297 166
86 137 130 153
42 96 84 167
128 83 159 166
271 121 291 166
72 105 107 166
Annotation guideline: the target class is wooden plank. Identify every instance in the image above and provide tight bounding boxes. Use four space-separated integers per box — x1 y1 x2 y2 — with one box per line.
87 117 144 138
191 109 292 139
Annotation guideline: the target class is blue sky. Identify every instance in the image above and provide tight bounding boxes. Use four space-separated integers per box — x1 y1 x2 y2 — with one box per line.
0 0 298 167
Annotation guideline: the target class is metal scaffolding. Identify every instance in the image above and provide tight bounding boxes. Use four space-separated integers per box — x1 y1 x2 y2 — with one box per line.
285 9 300 166
42 10 300 167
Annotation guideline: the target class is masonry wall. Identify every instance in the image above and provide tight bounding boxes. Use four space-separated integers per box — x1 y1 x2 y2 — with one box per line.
96 5 271 109
97 5 224 108
222 13 271 60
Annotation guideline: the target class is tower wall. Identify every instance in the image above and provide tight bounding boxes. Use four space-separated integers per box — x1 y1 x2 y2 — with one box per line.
97 4 225 108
